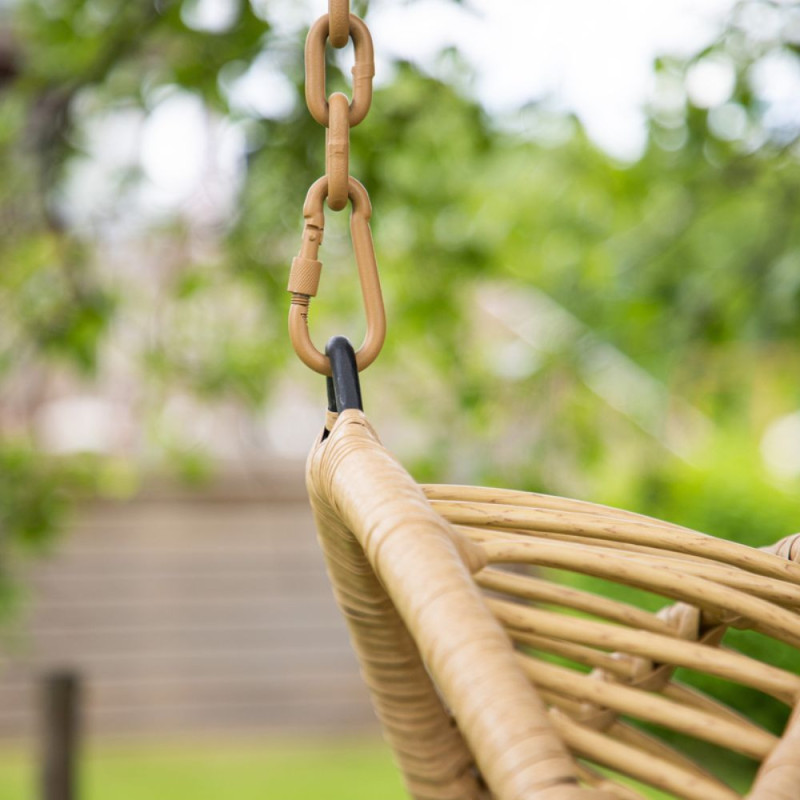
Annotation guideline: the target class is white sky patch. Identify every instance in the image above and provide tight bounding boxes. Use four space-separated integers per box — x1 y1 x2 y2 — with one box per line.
134 89 244 224
256 0 316 32
686 55 737 108
751 50 800 105
140 92 209 202
749 49 800 138
181 0 240 33
223 53 297 119
367 0 736 160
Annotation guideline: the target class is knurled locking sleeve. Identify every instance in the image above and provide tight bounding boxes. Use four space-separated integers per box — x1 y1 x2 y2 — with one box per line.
288 256 323 297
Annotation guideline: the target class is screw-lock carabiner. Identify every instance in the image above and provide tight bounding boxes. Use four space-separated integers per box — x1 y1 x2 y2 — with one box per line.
288 176 386 376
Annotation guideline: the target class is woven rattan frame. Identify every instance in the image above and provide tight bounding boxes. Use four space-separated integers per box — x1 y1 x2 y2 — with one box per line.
306 409 800 800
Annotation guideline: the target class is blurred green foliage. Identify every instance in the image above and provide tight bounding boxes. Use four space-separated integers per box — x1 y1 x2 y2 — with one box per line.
0 0 799 776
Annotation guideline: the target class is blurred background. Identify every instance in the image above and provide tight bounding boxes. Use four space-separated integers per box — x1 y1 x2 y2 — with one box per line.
0 0 799 797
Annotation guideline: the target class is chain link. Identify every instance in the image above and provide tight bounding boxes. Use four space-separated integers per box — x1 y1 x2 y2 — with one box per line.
326 92 350 211
304 14 374 127
328 0 350 49
288 8 385 376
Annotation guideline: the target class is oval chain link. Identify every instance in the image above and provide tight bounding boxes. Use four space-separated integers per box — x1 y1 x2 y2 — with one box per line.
304 13 374 127
288 6 385 376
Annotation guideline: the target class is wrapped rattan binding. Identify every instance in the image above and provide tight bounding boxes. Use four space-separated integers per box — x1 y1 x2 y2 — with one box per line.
306 409 800 800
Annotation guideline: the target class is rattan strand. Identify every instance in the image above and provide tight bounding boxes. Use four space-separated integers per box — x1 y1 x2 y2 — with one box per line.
467 528 800 607
430 500 800 584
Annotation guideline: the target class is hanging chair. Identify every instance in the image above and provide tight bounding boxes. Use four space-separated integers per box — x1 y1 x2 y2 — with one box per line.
288 6 800 799
307 400 800 800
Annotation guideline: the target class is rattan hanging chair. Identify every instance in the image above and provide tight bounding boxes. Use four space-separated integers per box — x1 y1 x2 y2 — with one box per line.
306 405 800 800
288 6 800 799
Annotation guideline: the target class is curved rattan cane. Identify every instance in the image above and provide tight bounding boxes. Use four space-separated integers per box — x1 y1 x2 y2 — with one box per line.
307 410 800 800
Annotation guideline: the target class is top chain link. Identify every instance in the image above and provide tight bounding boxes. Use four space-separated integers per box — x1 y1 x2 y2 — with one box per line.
287 5 386 376
304 13 374 127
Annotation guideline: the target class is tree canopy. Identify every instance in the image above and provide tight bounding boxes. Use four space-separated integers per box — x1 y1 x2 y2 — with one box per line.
0 0 799 611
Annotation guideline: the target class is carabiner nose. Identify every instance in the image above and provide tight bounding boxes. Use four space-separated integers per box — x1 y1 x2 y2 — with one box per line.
288 176 386 376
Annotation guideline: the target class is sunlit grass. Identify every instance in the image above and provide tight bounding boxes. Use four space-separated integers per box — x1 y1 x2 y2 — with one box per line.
0 737 407 800
0 731 759 798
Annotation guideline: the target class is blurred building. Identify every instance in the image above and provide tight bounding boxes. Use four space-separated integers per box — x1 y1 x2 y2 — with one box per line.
0 465 376 740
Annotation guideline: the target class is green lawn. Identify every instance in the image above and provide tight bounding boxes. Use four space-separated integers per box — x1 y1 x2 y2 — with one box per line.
0 737 408 800
0 736 756 799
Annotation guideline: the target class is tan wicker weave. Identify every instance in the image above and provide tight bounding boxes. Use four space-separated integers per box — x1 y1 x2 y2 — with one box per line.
306 409 800 800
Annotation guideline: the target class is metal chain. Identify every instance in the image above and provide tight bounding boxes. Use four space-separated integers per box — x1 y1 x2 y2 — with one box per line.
288 6 385 377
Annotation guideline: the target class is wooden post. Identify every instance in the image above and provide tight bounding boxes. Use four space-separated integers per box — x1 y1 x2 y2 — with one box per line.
40 670 80 800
